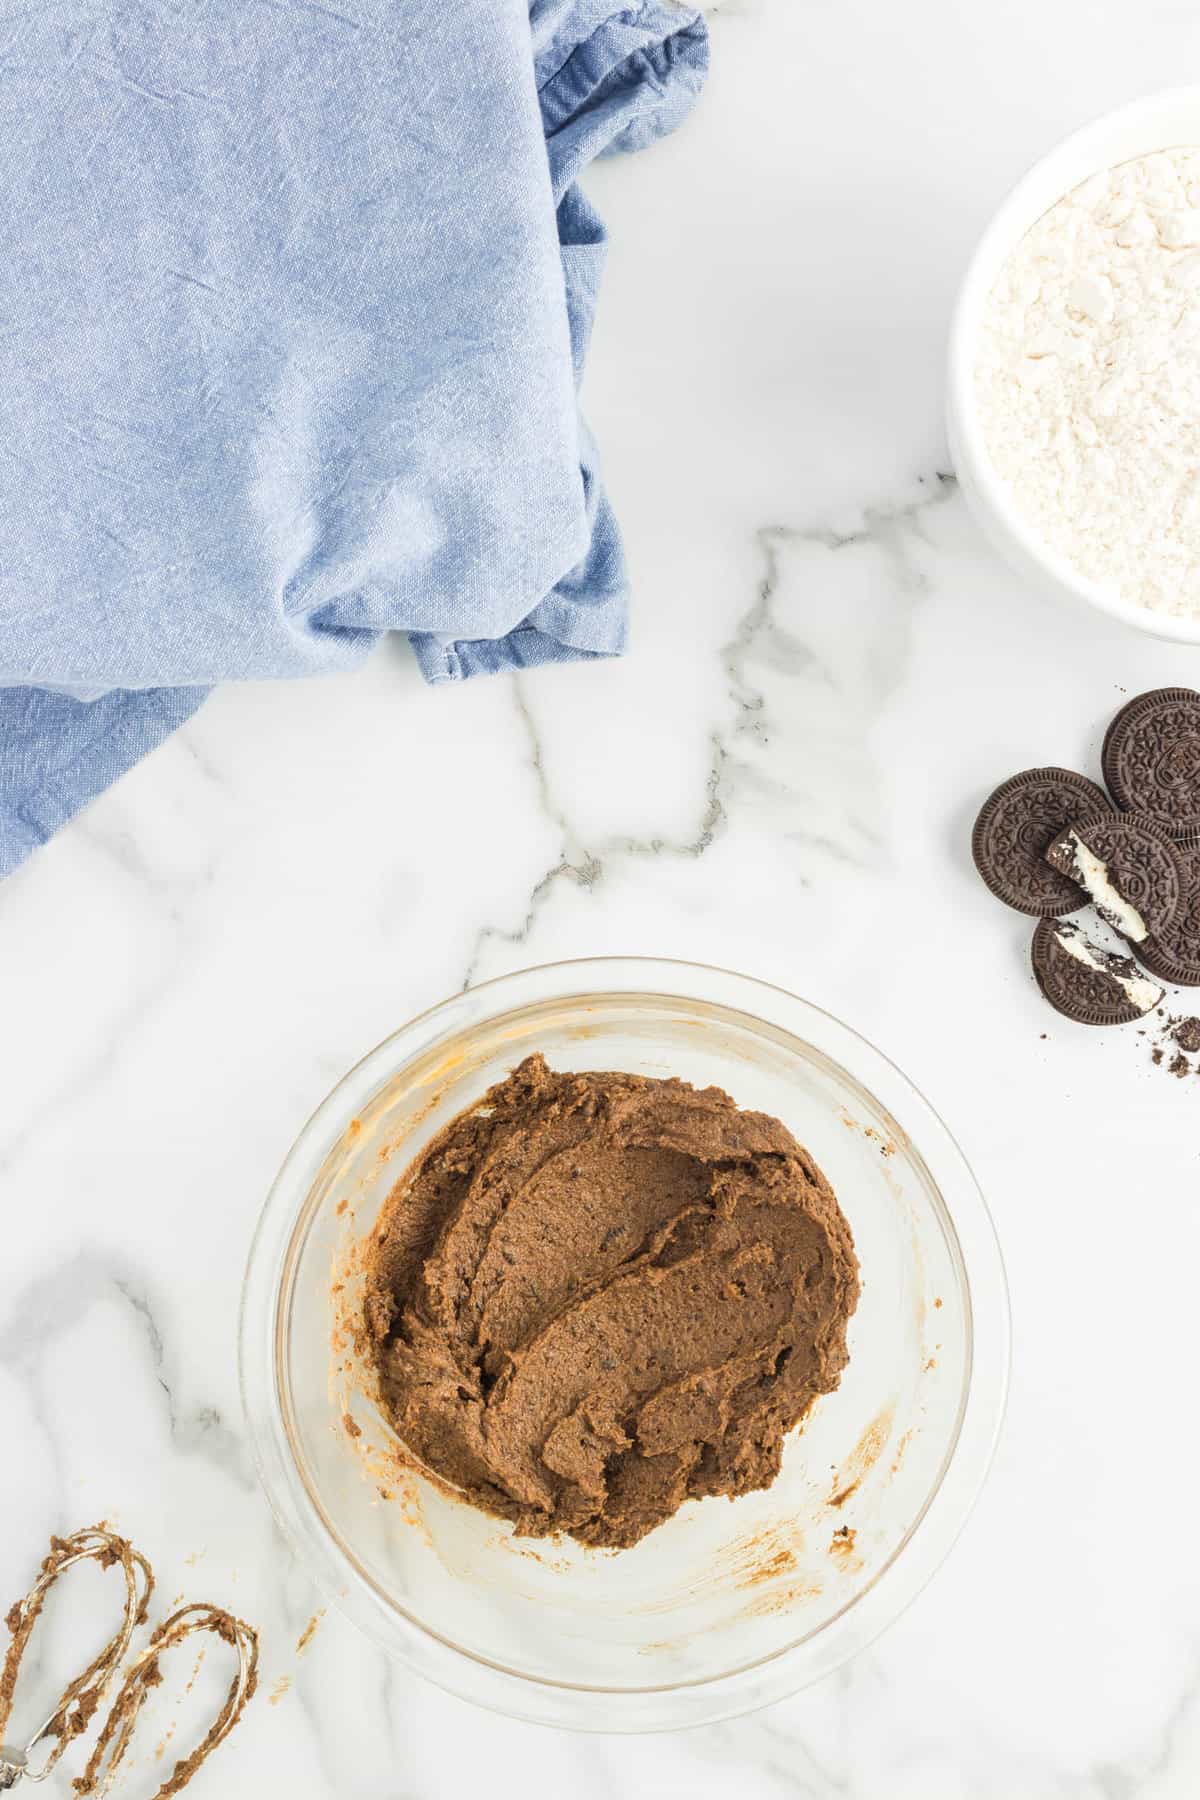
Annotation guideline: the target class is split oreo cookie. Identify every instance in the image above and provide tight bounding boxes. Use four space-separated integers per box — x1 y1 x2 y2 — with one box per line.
1032 919 1165 1026
972 768 1111 916
1137 833 1200 987
1102 687 1200 833
1044 813 1185 943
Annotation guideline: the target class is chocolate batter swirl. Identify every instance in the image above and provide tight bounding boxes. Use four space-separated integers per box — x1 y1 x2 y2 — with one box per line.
362 1056 859 1550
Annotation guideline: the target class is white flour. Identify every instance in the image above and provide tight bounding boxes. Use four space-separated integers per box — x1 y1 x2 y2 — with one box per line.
976 147 1200 617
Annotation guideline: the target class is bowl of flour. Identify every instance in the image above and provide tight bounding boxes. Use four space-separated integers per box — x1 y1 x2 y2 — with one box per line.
949 88 1200 641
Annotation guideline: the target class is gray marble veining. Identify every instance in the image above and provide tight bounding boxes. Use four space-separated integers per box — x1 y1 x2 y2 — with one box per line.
6 1 1200 1792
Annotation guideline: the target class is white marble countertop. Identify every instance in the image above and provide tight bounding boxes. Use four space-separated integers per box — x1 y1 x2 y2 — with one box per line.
7 2 1200 1794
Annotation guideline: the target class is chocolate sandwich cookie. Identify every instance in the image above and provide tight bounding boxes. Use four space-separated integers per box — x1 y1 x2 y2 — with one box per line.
972 768 1111 916
1044 813 1185 943
1102 687 1200 832
1032 919 1165 1026
1136 833 1200 986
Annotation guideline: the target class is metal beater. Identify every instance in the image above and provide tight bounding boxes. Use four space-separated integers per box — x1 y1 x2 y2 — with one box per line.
0 1527 258 1798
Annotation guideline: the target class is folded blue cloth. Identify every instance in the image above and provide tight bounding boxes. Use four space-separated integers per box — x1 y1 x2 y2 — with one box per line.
0 0 707 877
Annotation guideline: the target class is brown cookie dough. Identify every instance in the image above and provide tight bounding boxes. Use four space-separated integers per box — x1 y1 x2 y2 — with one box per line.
362 1055 859 1550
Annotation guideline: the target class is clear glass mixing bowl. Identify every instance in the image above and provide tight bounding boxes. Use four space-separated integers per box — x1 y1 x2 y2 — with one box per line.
239 959 1009 1730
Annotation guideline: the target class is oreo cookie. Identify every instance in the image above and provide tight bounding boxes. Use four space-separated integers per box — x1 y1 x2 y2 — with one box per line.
1136 833 1200 986
1032 919 1165 1026
1044 813 1185 943
972 768 1111 916
1102 687 1200 832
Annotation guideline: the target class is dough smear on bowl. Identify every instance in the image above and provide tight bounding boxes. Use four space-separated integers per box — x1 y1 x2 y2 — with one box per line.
362 1054 860 1549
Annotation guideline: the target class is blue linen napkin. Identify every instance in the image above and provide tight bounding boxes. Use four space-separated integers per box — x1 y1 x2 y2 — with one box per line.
0 0 707 878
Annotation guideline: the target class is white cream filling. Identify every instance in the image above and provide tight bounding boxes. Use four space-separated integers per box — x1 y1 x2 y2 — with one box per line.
1055 925 1163 1013
1067 832 1149 943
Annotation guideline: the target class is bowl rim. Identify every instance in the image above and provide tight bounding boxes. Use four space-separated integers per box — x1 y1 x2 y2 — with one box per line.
239 956 1010 1731
947 84 1200 644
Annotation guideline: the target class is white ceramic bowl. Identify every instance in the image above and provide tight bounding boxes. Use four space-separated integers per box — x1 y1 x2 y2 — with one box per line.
948 86 1200 645
240 959 1009 1731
